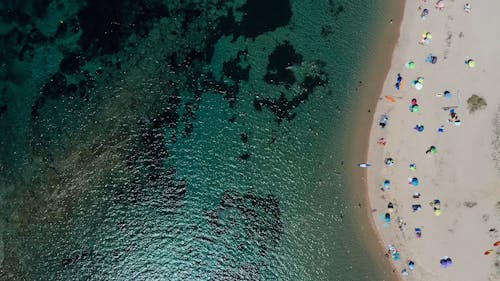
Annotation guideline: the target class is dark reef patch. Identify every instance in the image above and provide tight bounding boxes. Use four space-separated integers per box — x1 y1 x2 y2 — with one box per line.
200 72 240 108
59 52 85 74
77 0 125 54
54 20 68 38
264 41 302 86
181 3 202 33
256 72 328 123
0 104 7 116
328 0 345 18
240 133 248 144
321 25 334 37
239 153 251 160
61 250 92 267
40 72 69 99
31 70 96 118
239 0 292 38
32 0 53 18
77 0 169 55
223 50 250 82
115 93 186 213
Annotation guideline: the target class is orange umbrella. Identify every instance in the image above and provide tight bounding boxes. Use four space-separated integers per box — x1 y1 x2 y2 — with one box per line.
494 241 500 247
384 96 397 103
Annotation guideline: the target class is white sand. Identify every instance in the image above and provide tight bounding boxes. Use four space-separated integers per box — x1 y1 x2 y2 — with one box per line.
366 1 500 280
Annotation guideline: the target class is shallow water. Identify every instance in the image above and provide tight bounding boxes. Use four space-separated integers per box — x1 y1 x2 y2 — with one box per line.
0 0 393 280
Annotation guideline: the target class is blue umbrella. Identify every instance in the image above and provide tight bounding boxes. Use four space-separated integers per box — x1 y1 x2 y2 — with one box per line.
384 180 391 189
408 261 415 270
411 177 419 186
444 91 452 99
440 259 447 268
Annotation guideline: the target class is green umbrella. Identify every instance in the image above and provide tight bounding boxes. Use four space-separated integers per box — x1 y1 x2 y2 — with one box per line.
406 61 416 69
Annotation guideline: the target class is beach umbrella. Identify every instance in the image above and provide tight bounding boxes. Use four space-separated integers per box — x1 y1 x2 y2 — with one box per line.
388 202 394 210
409 163 417 171
401 269 408 276
411 104 420 112
384 180 391 189
468 59 476 68
385 158 394 166
385 213 391 222
434 209 442 216
484 249 494 255
421 9 429 18
446 257 453 266
406 61 416 69
436 0 445 9
440 259 448 268
415 125 424 132
494 241 500 247
408 261 415 270
444 91 452 99
411 177 419 186
414 82 423 90
415 227 422 238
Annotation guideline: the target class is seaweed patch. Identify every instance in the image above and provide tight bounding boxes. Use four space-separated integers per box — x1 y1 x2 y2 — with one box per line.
263 41 303 86
238 0 292 39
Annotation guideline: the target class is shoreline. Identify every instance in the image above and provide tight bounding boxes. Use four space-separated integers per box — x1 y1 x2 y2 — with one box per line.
345 1 406 280
365 1 500 280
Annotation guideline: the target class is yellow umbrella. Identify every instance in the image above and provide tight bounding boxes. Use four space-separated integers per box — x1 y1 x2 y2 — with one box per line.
468 59 476 68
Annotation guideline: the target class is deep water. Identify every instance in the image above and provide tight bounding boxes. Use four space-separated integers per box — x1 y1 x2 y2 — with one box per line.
0 0 391 280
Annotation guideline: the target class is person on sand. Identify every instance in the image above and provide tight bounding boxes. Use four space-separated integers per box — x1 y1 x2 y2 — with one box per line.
435 0 445 10
379 114 389 128
377 138 387 146
385 158 395 166
387 202 394 212
426 146 437 155
464 3 471 13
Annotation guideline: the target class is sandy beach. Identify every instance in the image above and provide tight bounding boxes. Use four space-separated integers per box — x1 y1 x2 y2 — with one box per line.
366 1 500 280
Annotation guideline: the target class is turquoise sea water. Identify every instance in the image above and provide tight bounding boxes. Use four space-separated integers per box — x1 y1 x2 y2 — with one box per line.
0 1 394 280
